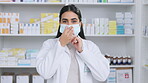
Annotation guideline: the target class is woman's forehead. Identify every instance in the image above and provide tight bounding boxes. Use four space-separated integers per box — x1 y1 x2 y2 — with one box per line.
61 11 78 19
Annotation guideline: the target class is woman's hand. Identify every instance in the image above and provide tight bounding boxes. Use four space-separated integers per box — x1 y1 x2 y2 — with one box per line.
71 37 83 53
59 27 74 47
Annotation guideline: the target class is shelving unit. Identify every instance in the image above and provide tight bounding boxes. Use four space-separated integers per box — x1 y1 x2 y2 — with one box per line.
144 65 148 70
0 1 141 83
0 34 135 37
0 2 136 5
110 65 134 68
0 65 135 68
0 34 57 36
0 66 36 68
140 0 148 83
143 36 148 38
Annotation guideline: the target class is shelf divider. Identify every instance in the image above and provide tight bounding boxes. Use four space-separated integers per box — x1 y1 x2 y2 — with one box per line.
0 65 134 68
0 2 135 6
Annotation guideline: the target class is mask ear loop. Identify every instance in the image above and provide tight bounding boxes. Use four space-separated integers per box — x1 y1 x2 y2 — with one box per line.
77 22 82 37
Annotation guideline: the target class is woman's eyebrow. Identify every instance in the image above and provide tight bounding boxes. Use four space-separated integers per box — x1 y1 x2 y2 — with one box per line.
71 18 78 20
62 18 68 21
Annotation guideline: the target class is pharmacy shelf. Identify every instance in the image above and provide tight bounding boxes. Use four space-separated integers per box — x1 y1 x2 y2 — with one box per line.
85 34 135 37
0 34 56 37
72 3 135 6
0 65 134 68
0 2 65 5
0 66 36 68
0 34 135 37
110 65 134 68
0 2 135 6
143 36 148 38
144 65 148 70
143 3 148 5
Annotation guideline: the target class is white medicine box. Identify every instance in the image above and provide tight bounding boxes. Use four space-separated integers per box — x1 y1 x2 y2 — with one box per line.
116 68 133 83
116 18 124 24
124 18 133 24
121 0 133 3
16 75 29 83
116 12 124 19
125 12 133 18
32 75 44 83
107 69 116 83
1 75 13 83
108 0 120 3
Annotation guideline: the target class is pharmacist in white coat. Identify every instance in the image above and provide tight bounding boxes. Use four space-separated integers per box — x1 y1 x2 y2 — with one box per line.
36 4 110 83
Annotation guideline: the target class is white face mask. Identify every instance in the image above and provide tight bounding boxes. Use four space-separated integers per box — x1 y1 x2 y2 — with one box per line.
60 24 80 36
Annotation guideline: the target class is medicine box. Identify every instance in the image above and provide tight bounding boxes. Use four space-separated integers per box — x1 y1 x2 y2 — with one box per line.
124 18 133 24
108 29 117 35
16 75 29 83
125 12 133 18
117 25 124 34
108 0 120 3
117 18 124 24
116 12 124 19
32 75 44 83
116 68 133 83
18 59 31 66
109 21 117 29
121 0 133 3
107 69 116 83
1 75 13 83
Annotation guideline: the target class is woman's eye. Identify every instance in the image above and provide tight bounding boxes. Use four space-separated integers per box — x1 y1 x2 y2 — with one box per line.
62 21 67 23
72 21 77 23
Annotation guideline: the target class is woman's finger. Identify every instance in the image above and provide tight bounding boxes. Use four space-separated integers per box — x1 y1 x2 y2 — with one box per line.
67 27 73 34
63 26 72 34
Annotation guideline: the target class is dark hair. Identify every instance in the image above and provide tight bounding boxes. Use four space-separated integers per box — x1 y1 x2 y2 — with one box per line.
55 4 86 39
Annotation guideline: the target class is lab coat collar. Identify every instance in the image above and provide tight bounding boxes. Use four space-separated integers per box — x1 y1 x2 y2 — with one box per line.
55 37 71 56
55 36 85 56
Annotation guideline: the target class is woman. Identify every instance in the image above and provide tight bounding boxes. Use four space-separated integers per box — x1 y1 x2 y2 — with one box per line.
36 4 110 83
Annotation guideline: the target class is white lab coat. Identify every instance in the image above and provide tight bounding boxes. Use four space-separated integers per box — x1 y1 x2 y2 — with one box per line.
36 38 110 83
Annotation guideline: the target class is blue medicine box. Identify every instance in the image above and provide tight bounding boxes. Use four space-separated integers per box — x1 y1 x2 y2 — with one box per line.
117 25 125 34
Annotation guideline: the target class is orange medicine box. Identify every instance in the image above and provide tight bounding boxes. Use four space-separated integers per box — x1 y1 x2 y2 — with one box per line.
0 13 3 23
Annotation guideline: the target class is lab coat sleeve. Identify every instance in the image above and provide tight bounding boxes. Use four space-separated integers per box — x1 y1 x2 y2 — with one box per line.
36 39 65 79
76 40 110 81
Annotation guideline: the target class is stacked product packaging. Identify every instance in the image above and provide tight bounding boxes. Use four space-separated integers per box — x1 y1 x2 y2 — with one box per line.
1 73 45 83
40 13 59 34
0 13 19 34
107 0 133 3
0 0 134 3
107 68 132 83
0 48 39 66
116 12 134 35
83 12 134 35
0 12 59 35
0 12 133 35
0 0 60 2
105 53 133 83
19 23 40 34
